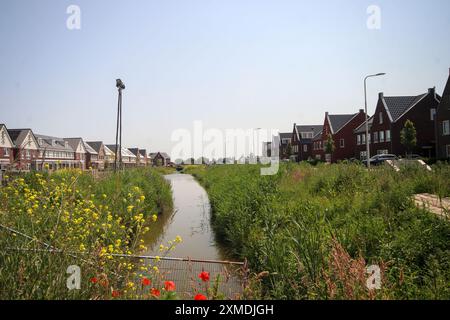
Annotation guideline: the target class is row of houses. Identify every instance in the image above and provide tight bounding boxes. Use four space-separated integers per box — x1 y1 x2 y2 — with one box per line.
0 127 171 171
272 69 450 162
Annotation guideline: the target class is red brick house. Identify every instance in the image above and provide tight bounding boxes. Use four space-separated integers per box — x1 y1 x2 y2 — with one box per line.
370 89 440 158
437 69 450 159
0 124 14 170
7 128 40 171
292 124 323 161
354 116 373 160
35 134 76 170
314 110 366 162
139 149 148 166
86 142 106 170
64 138 87 170
278 133 293 160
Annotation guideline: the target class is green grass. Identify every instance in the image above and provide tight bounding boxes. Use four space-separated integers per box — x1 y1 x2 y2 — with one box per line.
186 162 450 299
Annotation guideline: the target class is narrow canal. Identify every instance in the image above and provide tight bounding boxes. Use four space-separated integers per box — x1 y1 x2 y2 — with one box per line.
143 173 231 261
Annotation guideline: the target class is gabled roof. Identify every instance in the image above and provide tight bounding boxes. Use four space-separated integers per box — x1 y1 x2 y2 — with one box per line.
83 141 98 155
382 94 427 122
279 132 292 140
160 152 170 159
7 129 39 149
106 145 136 158
294 125 323 141
35 134 74 152
0 124 15 147
327 113 358 134
149 152 170 159
354 116 373 134
103 145 114 156
86 141 104 153
64 138 86 153
128 148 140 156
138 149 147 157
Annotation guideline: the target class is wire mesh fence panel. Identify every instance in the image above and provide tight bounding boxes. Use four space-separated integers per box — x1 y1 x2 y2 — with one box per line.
144 257 245 299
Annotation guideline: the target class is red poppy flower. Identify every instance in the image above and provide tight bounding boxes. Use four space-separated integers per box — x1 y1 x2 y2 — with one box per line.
151 288 160 297
90 277 98 284
164 281 176 291
141 277 151 286
194 294 207 300
199 271 210 282
111 290 120 298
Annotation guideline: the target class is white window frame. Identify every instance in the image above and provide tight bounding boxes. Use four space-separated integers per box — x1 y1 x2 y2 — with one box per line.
430 108 436 121
357 135 361 145
373 132 378 143
446 145 450 158
379 131 385 143
4 148 9 156
386 130 391 142
340 139 345 148
443 120 450 136
303 144 308 152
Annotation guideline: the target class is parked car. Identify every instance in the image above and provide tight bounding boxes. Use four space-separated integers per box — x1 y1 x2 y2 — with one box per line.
363 154 398 166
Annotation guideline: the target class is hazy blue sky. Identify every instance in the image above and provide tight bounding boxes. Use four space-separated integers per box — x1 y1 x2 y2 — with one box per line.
1 0 450 155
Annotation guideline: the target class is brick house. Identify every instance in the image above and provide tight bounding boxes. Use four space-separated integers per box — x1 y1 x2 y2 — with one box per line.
7 129 40 171
0 124 14 170
128 148 146 166
278 132 293 160
437 69 450 159
35 134 76 170
314 110 366 162
82 142 101 170
292 124 323 161
354 116 373 160
312 130 324 160
86 142 106 170
370 89 440 158
105 145 137 168
64 138 87 170
150 152 170 166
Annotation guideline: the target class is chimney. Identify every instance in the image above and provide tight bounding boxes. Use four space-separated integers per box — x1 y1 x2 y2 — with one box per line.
378 92 384 99
428 87 435 95
359 108 364 114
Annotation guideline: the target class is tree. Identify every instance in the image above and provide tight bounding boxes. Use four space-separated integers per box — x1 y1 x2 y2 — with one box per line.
324 134 335 162
400 119 417 157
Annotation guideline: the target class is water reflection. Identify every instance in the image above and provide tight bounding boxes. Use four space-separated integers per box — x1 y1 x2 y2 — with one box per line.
142 173 231 261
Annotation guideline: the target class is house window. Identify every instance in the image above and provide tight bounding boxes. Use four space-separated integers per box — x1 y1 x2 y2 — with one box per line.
373 132 378 143
357 135 361 145
362 134 366 144
377 149 388 155
379 131 385 143
386 130 391 142
446 145 450 158
4 148 9 156
26 150 30 159
303 145 308 152
360 151 367 160
340 139 345 148
443 120 450 136
379 112 383 124
430 108 436 121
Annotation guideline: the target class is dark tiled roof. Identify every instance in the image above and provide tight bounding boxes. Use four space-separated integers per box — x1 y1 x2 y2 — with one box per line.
160 152 170 159
86 141 103 153
295 125 323 134
139 149 147 157
35 134 74 152
128 148 139 156
328 114 357 133
279 132 292 140
83 142 98 155
383 94 426 122
7 129 29 146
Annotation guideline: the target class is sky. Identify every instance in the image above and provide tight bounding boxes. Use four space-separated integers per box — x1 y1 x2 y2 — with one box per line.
1 0 450 157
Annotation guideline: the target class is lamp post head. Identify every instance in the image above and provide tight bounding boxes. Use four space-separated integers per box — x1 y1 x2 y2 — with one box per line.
376 73 386 76
116 79 125 90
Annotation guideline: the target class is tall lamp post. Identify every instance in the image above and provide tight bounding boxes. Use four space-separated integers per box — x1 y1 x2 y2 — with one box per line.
364 73 385 170
114 79 125 172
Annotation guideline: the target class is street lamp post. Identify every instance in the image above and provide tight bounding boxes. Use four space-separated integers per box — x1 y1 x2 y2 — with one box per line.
114 79 125 172
364 73 385 170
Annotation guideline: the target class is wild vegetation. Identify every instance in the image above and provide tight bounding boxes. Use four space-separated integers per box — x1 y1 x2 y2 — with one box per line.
0 168 182 299
186 162 450 299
